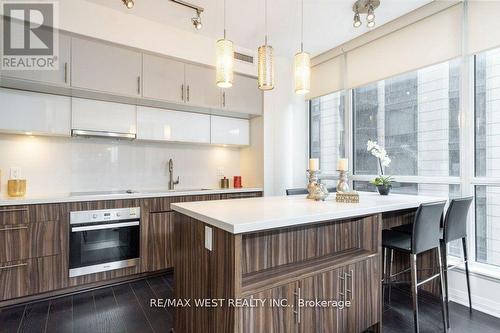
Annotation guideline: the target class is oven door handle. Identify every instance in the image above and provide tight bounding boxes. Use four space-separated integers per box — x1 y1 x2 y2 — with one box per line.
71 221 139 232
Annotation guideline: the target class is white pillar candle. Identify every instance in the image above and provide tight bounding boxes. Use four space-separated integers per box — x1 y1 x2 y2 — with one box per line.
309 158 319 171
337 158 348 171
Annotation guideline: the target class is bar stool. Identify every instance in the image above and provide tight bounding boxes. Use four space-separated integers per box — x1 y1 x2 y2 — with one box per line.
382 201 448 333
393 197 473 328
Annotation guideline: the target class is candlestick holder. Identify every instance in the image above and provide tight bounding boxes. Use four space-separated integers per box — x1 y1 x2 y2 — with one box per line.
337 170 350 193
307 169 329 201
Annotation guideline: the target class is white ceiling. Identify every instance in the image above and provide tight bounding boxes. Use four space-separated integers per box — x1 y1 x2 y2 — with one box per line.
86 0 432 57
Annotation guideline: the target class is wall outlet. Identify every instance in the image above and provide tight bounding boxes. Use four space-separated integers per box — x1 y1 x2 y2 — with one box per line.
216 168 224 178
205 226 213 251
10 167 21 180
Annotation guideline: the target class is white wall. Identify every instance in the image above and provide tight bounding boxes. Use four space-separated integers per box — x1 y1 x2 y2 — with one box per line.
0 134 241 196
263 56 309 196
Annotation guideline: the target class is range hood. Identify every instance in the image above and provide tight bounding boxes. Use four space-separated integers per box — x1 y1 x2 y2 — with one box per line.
71 129 136 140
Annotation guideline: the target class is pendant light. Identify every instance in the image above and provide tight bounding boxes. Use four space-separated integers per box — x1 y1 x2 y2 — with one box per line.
257 0 274 90
294 0 310 95
216 0 234 88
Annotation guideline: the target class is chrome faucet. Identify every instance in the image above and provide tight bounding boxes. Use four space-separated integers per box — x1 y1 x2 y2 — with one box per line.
168 158 180 190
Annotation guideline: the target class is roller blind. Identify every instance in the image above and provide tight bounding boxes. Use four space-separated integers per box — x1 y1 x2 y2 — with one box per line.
346 4 462 88
307 55 343 99
468 1 500 54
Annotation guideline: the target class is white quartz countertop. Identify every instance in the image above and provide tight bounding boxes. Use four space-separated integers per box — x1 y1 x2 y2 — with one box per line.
171 192 447 234
0 188 263 206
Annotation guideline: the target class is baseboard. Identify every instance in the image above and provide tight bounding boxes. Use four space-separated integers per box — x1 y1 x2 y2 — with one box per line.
448 286 500 318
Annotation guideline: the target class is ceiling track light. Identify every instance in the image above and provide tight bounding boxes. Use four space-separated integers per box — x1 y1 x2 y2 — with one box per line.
352 0 380 28
170 0 204 30
122 0 134 9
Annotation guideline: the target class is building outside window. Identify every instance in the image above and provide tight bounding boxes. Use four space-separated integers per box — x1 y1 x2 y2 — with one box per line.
475 47 500 267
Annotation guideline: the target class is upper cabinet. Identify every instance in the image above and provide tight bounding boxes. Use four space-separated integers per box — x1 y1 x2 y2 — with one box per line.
0 32 71 87
137 106 210 144
142 54 185 104
71 37 142 97
0 88 71 136
184 64 221 109
223 75 263 116
211 116 250 146
72 98 137 135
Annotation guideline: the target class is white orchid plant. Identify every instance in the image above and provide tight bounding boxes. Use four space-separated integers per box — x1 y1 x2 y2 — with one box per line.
367 140 393 188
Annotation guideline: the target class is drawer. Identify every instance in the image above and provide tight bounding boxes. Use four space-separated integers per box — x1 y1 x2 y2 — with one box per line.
148 194 221 213
0 204 61 226
0 221 62 263
0 206 28 226
220 192 262 200
0 255 65 301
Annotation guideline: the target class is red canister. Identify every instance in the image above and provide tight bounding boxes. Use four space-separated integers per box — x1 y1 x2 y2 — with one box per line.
233 176 242 188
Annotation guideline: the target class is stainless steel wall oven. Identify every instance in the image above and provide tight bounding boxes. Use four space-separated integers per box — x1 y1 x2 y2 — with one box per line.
69 207 140 277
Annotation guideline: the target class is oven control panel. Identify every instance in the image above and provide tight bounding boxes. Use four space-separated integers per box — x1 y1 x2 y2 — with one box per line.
70 207 140 225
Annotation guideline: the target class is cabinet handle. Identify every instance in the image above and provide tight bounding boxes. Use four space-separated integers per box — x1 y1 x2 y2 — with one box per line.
338 272 346 300
345 270 354 301
293 287 301 324
137 76 141 94
64 62 68 83
0 225 28 232
223 91 226 107
187 85 190 102
0 262 28 271
181 84 185 101
0 208 28 214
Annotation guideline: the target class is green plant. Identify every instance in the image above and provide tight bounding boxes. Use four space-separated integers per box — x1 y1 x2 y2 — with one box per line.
370 175 394 187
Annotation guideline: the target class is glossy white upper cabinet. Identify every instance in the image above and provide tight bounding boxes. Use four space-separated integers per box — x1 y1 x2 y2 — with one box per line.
137 106 210 143
0 31 71 87
0 88 71 136
185 64 220 108
71 37 142 97
72 98 137 135
142 54 185 104
210 116 250 146
223 75 263 116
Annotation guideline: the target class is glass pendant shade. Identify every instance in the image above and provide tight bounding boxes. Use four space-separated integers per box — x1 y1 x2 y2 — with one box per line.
216 38 234 88
258 43 275 90
294 51 310 95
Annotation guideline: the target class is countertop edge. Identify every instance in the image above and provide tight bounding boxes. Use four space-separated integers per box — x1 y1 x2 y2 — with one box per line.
171 195 448 234
0 188 263 207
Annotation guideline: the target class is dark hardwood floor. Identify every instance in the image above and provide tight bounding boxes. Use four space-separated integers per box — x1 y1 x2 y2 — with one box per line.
0 273 499 333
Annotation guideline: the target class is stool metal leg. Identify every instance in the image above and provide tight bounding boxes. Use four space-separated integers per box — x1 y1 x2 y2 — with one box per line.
410 253 419 333
383 247 388 302
440 240 450 329
462 237 472 313
437 246 448 332
389 249 394 304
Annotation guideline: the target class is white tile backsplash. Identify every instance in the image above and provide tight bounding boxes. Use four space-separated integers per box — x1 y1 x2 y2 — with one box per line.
0 134 241 196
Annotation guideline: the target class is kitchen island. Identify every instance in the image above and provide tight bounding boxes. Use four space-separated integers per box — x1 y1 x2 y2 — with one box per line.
171 192 446 333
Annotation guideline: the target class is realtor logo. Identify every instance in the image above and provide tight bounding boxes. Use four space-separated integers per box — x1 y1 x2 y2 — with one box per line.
1 1 59 70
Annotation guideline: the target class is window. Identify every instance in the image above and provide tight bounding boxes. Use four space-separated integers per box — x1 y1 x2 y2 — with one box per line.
309 91 345 175
353 60 461 177
475 48 500 178
474 47 500 267
475 186 500 266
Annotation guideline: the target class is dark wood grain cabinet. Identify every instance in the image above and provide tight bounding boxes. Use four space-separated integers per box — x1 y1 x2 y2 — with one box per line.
240 282 299 333
144 211 175 272
0 191 262 305
239 257 380 333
